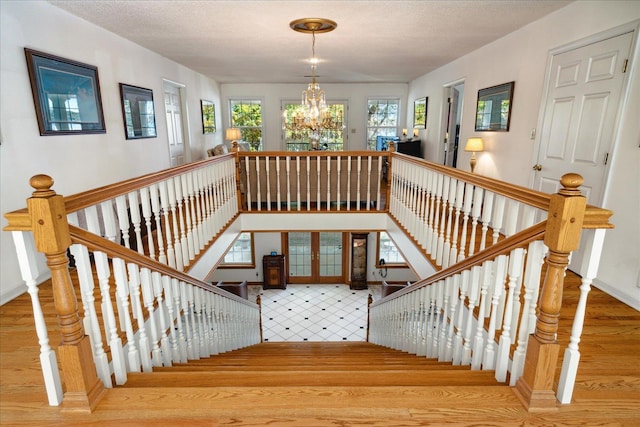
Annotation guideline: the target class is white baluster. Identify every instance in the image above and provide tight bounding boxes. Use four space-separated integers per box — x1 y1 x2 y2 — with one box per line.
151 185 169 265
11 231 63 405
245 157 252 211
296 156 301 211
457 183 474 261
126 191 145 254
112 258 140 374
94 250 127 383
264 155 271 211
276 156 282 210
471 260 493 370
179 174 195 262
336 155 341 210
285 156 291 211
462 266 480 365
436 176 450 265
376 155 382 210
430 173 443 258
510 240 545 385
449 179 465 265
444 274 461 362
139 268 162 367
70 242 112 386
416 287 428 357
557 229 606 403
171 279 188 362
482 254 507 370
491 195 506 244
150 272 172 367
346 156 352 211
495 248 524 382
115 195 131 249
479 191 494 251
100 200 118 243
468 187 484 257
503 199 520 237
166 178 184 270
316 155 321 211
161 276 181 364
452 270 468 365
326 155 332 209
180 284 195 360
138 187 156 259
441 178 458 269
127 263 153 372
157 181 176 268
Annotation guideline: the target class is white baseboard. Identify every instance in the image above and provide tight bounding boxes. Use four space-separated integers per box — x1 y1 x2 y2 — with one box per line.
592 278 640 311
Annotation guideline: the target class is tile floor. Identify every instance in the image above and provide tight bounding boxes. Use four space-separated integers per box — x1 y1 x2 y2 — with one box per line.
249 284 382 342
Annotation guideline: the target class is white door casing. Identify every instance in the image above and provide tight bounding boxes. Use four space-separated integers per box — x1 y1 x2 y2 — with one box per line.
533 31 633 205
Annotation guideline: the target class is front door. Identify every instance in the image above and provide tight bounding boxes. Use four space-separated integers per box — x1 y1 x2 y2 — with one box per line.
286 232 346 284
533 31 633 205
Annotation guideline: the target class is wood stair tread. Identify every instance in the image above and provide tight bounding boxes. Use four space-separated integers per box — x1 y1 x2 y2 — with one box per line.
123 369 500 387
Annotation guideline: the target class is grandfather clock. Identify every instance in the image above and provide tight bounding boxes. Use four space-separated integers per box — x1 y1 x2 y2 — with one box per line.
350 233 368 290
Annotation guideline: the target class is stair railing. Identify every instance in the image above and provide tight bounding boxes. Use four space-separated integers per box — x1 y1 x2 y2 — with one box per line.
3 155 257 413
371 170 613 411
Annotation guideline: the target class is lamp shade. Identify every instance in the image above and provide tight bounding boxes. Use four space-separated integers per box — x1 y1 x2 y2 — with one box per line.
464 137 484 152
226 128 242 141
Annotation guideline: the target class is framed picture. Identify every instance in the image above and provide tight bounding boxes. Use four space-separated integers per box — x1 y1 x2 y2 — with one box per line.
413 97 428 129
119 83 157 139
475 81 515 131
24 48 106 136
201 99 216 134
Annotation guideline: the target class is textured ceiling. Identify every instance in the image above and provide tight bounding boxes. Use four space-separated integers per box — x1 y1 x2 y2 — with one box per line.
48 0 572 84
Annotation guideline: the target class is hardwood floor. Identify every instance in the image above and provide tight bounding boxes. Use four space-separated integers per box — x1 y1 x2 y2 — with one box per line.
1 270 639 426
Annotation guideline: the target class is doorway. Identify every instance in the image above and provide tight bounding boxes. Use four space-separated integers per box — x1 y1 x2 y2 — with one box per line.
163 80 188 167
285 232 347 284
442 81 464 167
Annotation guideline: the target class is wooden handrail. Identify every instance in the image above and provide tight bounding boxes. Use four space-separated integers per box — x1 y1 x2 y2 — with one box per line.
69 225 256 307
370 221 547 307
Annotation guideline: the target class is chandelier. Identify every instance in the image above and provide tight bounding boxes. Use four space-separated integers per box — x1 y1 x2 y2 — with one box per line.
284 18 344 150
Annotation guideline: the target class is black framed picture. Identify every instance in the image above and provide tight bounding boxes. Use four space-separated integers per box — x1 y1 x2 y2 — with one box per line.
413 97 428 129
24 48 106 135
119 83 157 139
201 99 216 134
475 81 515 131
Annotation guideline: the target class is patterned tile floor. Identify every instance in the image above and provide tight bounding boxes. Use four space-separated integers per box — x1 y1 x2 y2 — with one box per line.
249 284 381 342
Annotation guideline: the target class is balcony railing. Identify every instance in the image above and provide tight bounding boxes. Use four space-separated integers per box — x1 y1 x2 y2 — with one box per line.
3 144 612 412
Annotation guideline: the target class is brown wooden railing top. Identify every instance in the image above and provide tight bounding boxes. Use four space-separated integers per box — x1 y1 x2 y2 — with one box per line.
69 225 256 307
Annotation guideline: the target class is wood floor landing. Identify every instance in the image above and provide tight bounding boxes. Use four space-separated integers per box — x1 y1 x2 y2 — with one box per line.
1 271 639 426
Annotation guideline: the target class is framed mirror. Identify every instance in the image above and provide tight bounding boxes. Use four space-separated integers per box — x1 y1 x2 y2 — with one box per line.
119 83 157 139
475 81 514 131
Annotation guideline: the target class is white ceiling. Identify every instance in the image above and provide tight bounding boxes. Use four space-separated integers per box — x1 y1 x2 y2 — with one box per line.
48 0 572 84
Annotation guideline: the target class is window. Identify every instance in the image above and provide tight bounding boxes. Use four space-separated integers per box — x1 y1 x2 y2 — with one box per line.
367 98 400 150
282 100 347 151
376 232 406 267
221 232 255 267
229 99 263 151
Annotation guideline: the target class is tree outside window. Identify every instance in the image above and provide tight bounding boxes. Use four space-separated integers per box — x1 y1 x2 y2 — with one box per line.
367 99 399 150
376 232 406 266
230 99 263 151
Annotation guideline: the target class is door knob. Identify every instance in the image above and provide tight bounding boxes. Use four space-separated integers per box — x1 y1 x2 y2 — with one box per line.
532 164 542 171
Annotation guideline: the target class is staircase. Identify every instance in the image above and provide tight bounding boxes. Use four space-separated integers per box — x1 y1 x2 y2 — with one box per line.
105 342 523 424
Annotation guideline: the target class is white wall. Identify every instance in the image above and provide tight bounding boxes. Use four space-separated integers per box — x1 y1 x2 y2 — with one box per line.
0 1 223 304
407 1 640 308
220 83 408 150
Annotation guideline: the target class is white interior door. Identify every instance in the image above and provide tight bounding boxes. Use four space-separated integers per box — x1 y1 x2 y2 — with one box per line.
442 82 463 168
533 32 633 205
164 82 185 167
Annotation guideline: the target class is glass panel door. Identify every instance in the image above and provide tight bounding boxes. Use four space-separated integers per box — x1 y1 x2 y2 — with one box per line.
318 232 343 283
287 232 312 283
286 232 346 284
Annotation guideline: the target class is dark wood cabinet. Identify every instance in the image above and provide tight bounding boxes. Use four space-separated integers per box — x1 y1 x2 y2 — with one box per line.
263 255 286 289
396 139 422 158
350 233 368 290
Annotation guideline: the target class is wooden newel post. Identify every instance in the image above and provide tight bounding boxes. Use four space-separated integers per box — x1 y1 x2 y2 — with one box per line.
27 175 105 412
232 140 246 211
514 173 586 411
385 141 395 211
